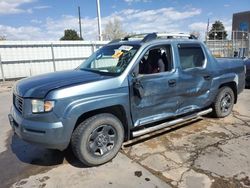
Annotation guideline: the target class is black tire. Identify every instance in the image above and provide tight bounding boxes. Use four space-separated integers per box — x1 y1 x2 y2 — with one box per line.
213 86 235 118
71 113 124 166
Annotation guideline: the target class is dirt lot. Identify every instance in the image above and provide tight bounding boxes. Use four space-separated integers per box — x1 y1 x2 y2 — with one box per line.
0 82 250 188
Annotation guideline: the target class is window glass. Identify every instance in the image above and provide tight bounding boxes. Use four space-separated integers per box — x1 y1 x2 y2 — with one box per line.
139 45 172 75
178 45 205 70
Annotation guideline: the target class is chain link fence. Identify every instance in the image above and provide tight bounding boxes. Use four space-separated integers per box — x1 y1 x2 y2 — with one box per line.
205 30 250 58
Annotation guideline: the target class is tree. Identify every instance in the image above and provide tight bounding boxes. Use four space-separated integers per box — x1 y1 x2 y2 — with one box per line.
60 29 83 40
103 18 127 40
208 21 228 40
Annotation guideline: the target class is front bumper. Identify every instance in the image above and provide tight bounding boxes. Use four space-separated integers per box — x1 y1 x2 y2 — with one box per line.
8 106 69 150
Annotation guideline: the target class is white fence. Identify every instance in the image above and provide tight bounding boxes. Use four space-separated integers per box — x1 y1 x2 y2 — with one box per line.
0 41 108 81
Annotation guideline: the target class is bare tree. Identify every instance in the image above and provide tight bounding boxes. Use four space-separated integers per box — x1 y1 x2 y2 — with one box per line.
103 18 127 40
0 36 6 40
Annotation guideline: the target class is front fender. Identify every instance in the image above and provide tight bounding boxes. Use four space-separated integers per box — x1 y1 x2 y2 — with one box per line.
62 87 131 129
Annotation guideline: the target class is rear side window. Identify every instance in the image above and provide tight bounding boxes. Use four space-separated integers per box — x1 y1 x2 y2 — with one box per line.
178 44 205 70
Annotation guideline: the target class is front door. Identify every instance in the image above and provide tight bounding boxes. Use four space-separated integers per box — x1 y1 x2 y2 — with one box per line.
129 45 180 126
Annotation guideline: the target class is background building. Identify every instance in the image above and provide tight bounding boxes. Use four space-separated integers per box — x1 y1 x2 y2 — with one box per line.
231 11 250 57
232 11 250 40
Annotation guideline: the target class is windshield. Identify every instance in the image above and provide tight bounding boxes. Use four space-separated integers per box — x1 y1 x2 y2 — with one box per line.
79 44 140 75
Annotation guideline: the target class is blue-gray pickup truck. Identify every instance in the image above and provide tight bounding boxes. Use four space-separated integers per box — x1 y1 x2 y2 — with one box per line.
9 33 245 166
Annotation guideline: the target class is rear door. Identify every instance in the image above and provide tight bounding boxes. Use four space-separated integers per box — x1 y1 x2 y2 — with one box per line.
176 43 213 114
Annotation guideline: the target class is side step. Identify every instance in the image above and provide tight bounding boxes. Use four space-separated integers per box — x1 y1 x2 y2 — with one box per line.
132 108 212 138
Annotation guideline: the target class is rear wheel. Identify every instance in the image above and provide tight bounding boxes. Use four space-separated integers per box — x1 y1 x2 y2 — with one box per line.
71 113 124 166
213 87 235 118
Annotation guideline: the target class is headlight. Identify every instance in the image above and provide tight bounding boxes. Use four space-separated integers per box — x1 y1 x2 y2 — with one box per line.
31 100 55 113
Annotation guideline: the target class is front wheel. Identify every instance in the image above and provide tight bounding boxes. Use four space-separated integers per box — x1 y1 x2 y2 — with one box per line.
213 87 235 118
71 113 124 166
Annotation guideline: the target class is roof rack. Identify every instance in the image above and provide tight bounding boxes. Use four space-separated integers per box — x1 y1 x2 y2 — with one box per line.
108 32 197 44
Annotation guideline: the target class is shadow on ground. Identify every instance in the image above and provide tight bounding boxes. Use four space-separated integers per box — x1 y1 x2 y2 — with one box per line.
0 132 87 188
10 133 87 168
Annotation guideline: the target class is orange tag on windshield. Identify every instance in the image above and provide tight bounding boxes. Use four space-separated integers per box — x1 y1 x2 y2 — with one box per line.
112 50 123 58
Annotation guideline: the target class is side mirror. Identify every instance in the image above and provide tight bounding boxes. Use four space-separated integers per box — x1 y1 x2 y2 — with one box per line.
96 53 103 60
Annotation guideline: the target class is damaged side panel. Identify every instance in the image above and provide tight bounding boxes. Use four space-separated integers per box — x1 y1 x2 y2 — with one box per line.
130 71 181 126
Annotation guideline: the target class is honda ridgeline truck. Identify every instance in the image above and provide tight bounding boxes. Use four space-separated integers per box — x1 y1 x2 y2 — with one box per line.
9 33 245 166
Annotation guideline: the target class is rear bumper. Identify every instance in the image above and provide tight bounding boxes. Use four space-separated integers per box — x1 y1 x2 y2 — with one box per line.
8 106 69 150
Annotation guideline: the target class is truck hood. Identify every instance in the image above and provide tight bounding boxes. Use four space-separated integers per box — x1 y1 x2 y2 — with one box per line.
14 70 112 98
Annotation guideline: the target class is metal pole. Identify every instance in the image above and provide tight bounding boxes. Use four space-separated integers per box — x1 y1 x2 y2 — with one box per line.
29 60 32 77
232 30 234 53
241 31 244 57
51 43 56 72
206 18 209 42
91 43 96 53
248 32 250 57
96 0 102 41
0 55 5 82
78 6 83 40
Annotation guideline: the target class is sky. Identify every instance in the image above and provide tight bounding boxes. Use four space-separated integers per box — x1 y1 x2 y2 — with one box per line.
0 0 249 41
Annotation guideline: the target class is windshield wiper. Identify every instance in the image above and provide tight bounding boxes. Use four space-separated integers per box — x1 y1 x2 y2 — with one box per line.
79 68 119 76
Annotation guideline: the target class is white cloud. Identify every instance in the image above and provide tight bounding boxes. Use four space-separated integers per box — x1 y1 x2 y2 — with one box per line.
124 0 151 4
111 7 201 34
189 22 207 31
33 5 51 10
30 19 42 24
0 7 203 41
0 24 49 40
189 22 208 40
0 0 34 14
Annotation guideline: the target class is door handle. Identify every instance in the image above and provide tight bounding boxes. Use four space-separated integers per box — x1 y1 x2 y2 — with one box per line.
203 75 212 81
168 79 176 87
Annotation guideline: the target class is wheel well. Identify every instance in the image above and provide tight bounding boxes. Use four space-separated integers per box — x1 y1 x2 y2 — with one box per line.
219 82 237 103
74 105 129 141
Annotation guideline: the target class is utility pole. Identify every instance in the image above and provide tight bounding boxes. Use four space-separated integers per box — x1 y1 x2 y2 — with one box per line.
96 0 102 41
206 18 209 42
78 6 83 39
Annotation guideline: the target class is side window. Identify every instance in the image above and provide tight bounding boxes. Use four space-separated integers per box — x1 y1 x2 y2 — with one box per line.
178 44 205 70
138 45 172 75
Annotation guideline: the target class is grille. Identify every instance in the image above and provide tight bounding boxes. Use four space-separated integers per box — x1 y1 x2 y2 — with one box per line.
13 94 24 114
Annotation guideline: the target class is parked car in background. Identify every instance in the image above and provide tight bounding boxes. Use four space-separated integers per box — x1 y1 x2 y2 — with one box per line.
244 58 250 87
9 33 245 166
